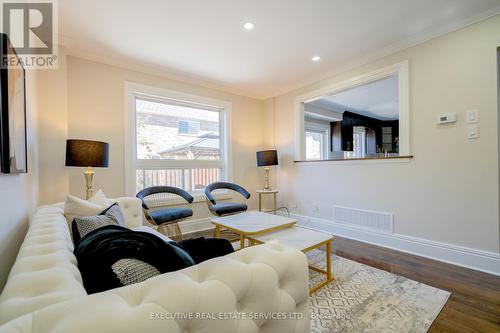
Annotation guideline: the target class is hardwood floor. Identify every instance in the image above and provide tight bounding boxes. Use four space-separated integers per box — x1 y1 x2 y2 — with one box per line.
331 237 500 333
184 229 500 332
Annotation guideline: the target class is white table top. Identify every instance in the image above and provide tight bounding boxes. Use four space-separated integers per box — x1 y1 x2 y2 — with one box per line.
256 189 279 194
211 211 295 235
247 226 333 251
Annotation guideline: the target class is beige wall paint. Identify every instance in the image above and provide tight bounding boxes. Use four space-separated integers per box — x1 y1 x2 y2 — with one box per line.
0 70 40 290
66 57 267 219
498 47 500 248
270 15 500 253
37 46 69 204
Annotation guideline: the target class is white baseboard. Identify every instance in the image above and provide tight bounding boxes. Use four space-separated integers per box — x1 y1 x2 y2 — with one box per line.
179 217 214 234
292 213 500 276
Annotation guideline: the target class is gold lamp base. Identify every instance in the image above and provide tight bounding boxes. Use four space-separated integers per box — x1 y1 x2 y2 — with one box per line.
264 167 270 191
84 166 94 200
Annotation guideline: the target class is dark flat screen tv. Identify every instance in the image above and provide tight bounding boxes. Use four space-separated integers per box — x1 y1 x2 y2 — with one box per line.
0 33 27 174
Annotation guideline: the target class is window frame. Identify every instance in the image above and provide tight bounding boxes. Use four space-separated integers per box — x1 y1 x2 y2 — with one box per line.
344 126 366 159
124 82 232 200
305 125 329 160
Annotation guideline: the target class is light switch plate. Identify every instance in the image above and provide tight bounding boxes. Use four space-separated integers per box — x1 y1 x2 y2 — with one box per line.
466 110 479 124
467 124 479 139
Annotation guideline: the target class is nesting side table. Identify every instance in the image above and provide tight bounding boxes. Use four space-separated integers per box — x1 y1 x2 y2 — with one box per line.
256 189 278 213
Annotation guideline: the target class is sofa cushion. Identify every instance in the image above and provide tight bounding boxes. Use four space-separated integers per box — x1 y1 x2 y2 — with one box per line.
71 203 125 244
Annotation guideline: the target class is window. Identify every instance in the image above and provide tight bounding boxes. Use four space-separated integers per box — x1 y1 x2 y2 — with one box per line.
125 83 232 198
177 120 199 136
305 129 326 160
344 127 366 158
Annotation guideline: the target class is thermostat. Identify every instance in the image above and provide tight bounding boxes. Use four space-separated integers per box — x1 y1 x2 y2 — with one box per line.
437 113 457 124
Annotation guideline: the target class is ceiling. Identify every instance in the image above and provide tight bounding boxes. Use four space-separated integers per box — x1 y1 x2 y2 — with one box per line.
59 0 500 99
309 75 399 120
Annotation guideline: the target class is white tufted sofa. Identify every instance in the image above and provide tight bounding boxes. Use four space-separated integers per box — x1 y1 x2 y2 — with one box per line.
0 199 310 333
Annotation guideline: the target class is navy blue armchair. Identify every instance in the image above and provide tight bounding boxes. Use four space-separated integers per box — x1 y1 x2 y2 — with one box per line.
205 182 251 216
136 186 194 240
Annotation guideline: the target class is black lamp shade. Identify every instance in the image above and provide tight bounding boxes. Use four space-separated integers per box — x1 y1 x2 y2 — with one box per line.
256 150 278 167
65 139 109 167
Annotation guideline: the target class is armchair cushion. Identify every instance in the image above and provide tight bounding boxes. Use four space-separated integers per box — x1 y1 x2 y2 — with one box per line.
149 207 193 225
212 202 247 216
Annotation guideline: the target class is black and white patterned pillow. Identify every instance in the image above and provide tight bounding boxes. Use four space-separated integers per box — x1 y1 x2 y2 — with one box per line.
111 258 161 285
72 203 125 244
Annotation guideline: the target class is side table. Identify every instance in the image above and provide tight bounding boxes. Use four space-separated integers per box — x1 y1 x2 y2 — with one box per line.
256 189 278 213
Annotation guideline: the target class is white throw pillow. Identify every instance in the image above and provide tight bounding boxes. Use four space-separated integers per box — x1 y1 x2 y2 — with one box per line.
88 189 112 207
64 190 111 228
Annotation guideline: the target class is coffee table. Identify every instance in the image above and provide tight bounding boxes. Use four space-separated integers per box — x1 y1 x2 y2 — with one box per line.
211 211 296 249
246 226 334 295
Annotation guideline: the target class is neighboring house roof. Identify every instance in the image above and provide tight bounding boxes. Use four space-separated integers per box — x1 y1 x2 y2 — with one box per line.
159 133 219 158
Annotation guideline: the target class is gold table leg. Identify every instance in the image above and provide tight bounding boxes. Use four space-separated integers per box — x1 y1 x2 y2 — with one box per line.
258 193 262 212
308 239 335 295
273 193 277 214
246 235 334 294
239 234 246 250
214 225 220 238
326 240 332 280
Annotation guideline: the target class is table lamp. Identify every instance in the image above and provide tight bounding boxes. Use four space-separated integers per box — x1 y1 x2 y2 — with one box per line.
65 139 109 199
256 150 278 191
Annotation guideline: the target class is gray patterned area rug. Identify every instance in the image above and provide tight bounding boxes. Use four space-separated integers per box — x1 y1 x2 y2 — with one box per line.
307 250 450 333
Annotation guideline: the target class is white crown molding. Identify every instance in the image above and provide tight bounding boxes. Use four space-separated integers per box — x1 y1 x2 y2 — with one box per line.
292 213 500 277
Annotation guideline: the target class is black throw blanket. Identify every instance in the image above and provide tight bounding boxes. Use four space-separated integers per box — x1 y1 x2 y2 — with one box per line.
74 225 195 294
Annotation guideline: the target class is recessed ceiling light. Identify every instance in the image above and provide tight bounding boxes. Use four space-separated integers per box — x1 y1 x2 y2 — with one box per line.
244 22 255 30
312 56 321 62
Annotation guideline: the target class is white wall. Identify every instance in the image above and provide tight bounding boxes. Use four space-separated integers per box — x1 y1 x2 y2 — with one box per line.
270 15 500 254
66 56 267 221
0 70 40 290
497 47 500 250
37 46 69 205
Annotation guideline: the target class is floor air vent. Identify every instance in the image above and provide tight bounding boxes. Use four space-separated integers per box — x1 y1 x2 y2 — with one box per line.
333 206 393 233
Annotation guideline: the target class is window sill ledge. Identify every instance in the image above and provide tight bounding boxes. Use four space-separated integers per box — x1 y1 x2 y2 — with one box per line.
294 155 413 164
